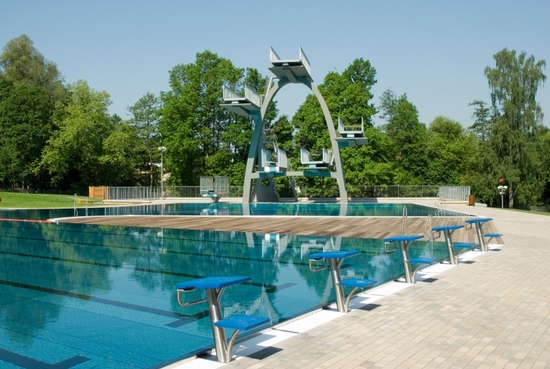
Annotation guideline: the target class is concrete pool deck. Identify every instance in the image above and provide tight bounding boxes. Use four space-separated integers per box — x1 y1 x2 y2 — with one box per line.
171 201 550 369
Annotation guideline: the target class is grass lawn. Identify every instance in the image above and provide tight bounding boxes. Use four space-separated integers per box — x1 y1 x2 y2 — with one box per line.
0 192 103 208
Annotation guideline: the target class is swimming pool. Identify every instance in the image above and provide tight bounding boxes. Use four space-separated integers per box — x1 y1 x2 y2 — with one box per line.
0 215 449 368
0 202 466 220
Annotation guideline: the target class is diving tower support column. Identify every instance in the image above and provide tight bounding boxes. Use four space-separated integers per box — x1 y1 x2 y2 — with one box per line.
258 74 348 204
242 110 263 204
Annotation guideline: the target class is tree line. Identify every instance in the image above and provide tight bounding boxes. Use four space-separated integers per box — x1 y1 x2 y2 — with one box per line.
0 35 547 209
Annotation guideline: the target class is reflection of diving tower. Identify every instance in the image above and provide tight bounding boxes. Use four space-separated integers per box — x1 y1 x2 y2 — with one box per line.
222 47 367 204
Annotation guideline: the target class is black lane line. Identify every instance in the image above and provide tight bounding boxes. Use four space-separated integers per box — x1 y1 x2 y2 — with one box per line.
165 312 207 328
0 347 89 369
1 278 293 328
0 250 277 289
0 279 192 320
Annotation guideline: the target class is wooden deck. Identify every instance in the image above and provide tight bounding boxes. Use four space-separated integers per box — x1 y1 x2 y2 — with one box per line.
57 215 501 243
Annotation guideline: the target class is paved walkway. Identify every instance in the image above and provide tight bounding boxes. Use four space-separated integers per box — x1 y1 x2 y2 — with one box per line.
220 204 550 368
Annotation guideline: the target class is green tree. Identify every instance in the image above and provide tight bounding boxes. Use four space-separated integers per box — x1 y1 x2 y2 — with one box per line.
292 58 378 195
0 35 69 190
483 48 546 208
468 100 491 141
378 90 427 184
0 77 55 188
0 34 66 106
536 129 550 205
425 116 478 185
40 80 114 191
99 114 141 186
160 51 268 186
343 126 399 195
128 92 161 187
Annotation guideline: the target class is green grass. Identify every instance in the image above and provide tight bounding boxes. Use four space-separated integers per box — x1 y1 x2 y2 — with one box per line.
0 192 102 208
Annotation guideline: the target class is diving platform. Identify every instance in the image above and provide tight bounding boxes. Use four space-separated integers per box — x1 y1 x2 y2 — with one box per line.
220 86 261 117
268 46 313 82
335 118 368 148
200 176 229 202
300 148 332 169
261 148 288 173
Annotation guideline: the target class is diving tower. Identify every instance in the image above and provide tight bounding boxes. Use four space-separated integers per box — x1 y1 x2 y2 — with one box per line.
221 47 368 204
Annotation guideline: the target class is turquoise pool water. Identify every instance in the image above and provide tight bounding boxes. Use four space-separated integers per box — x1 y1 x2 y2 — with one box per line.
0 203 454 368
1 202 466 220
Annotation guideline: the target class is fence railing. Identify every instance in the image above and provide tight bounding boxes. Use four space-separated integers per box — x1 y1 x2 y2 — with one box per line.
96 185 469 201
102 186 244 200
346 185 441 199
437 186 470 202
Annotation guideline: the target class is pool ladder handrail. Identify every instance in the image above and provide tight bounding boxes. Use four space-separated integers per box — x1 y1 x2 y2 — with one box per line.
401 206 408 235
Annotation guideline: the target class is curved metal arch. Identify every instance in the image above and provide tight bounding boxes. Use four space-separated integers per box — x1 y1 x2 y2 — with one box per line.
241 76 348 204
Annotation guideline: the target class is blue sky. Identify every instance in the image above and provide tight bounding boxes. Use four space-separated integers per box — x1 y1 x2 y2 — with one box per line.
2 1 549 127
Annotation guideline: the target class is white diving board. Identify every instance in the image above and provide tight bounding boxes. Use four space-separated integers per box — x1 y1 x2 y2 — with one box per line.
200 176 229 202
335 117 368 148
261 148 288 173
220 86 261 117
300 148 332 168
268 46 313 82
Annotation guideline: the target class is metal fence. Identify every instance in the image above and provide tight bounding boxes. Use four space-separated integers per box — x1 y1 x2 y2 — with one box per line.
345 185 440 199
103 185 469 201
437 186 470 202
106 186 244 200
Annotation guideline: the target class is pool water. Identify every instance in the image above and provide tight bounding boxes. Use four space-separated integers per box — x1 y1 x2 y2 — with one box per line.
0 202 466 221
0 218 449 368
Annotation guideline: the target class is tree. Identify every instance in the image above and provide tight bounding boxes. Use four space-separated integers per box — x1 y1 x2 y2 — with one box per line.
40 80 114 191
100 116 142 186
378 90 428 184
0 35 68 190
468 100 491 141
0 34 66 106
292 58 378 195
160 51 268 186
128 92 161 187
0 77 55 189
483 49 546 208
425 116 478 185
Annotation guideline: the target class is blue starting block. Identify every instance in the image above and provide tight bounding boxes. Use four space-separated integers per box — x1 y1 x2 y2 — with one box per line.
432 225 476 265
309 250 376 313
384 235 437 284
465 218 503 252
176 276 269 363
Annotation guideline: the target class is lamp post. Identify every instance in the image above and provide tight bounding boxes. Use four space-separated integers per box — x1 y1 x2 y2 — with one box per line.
158 146 166 199
498 185 508 209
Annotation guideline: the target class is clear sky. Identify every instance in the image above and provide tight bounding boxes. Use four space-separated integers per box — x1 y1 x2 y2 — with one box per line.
2 1 549 128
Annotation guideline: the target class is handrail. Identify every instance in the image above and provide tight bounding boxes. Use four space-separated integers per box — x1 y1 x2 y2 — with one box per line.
176 287 208 307
401 206 408 234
